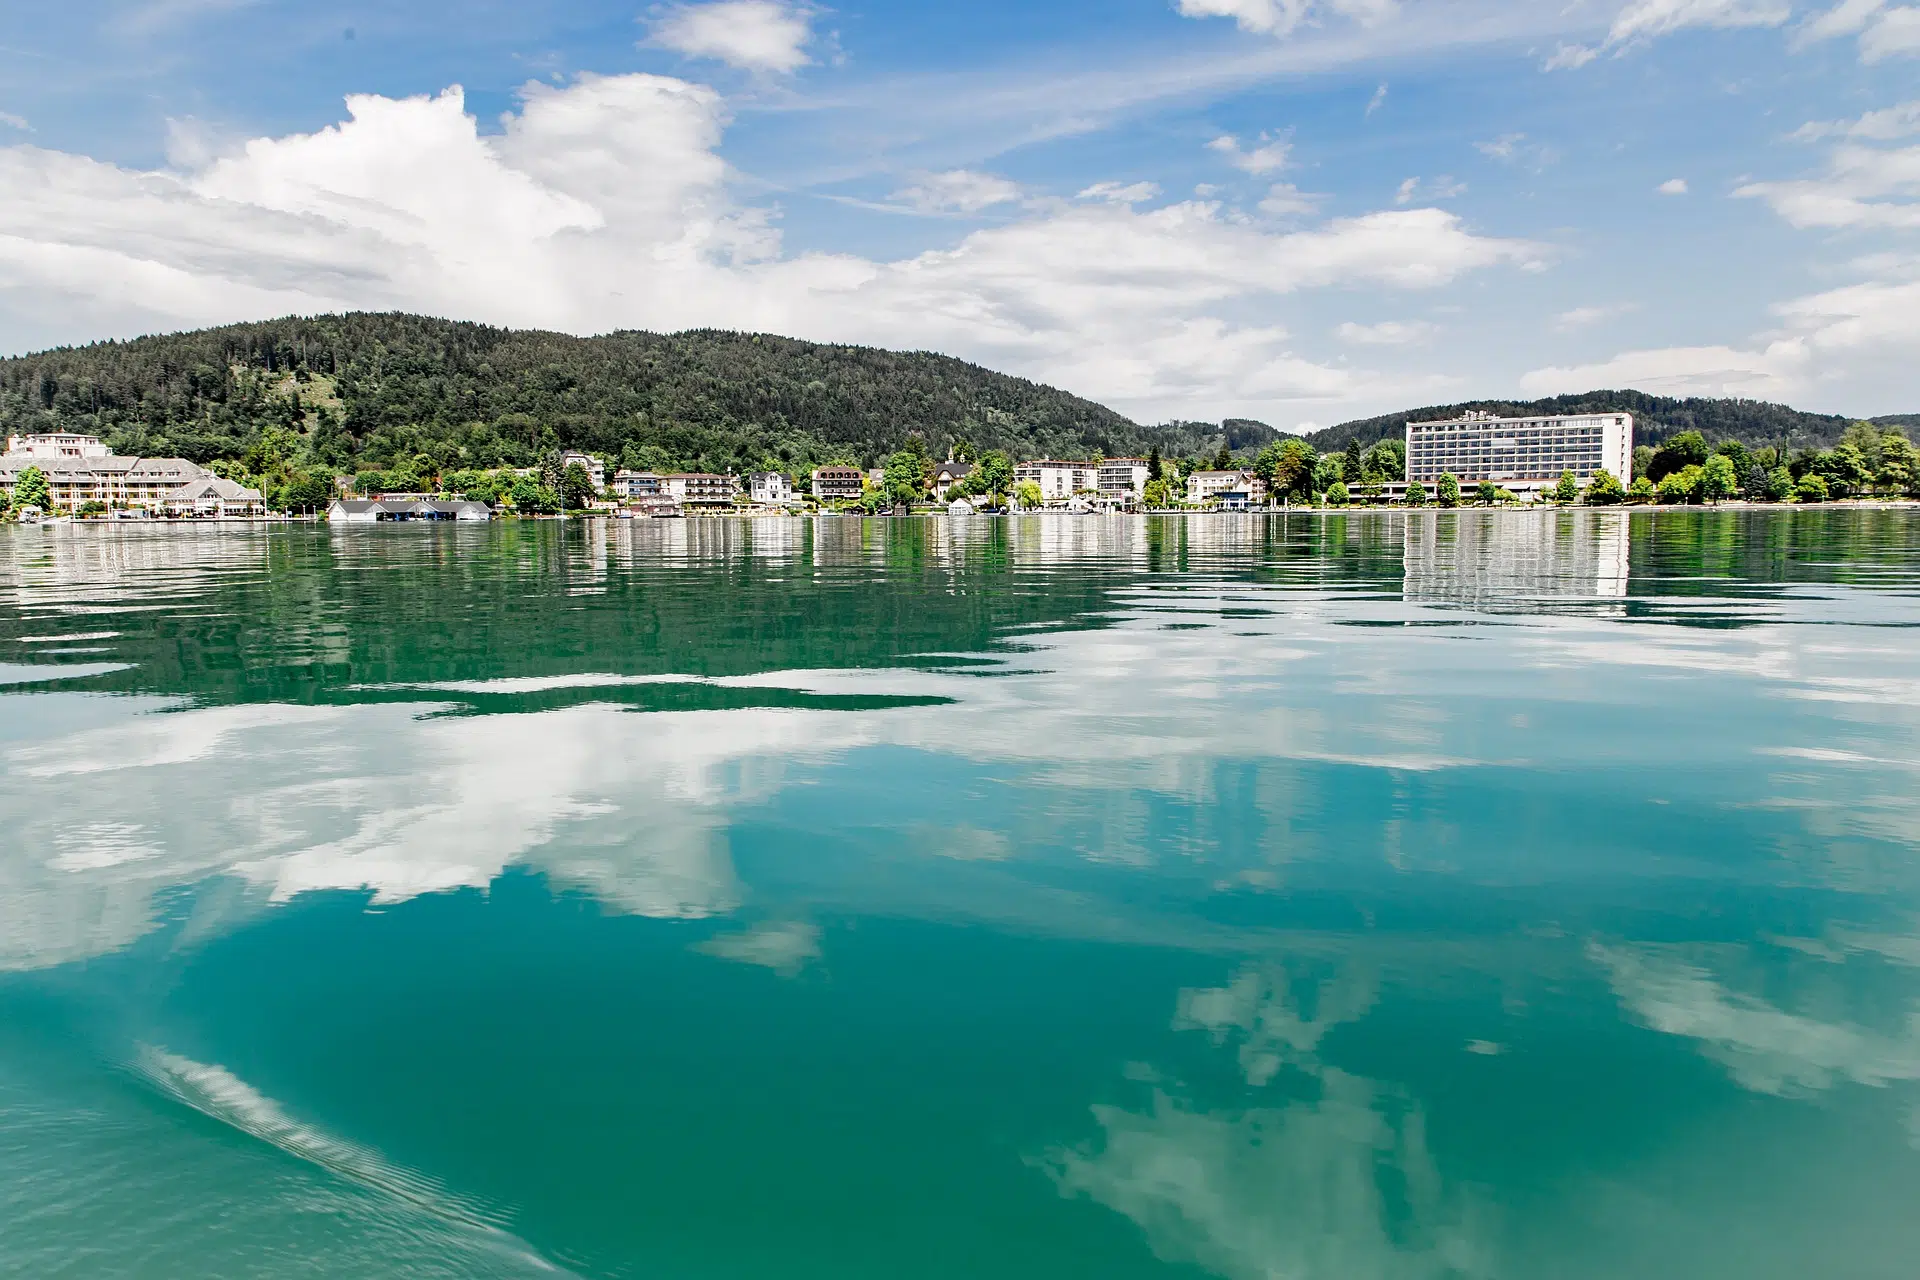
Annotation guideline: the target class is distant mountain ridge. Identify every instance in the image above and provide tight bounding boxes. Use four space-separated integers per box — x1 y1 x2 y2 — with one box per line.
0 313 1222 473
1307 391 1901 455
0 314 1903 473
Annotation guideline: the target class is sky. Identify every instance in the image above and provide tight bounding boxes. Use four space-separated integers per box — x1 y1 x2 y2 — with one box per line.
0 0 1914 430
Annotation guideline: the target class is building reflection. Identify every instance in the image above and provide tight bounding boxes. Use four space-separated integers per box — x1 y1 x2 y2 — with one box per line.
1403 510 1629 611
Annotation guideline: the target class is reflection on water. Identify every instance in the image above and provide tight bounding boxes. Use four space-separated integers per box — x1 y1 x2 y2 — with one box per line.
1404 510 1629 610
4 512 1920 1278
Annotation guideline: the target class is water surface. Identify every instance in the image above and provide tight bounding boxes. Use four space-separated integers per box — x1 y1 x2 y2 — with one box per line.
3 510 1919 1279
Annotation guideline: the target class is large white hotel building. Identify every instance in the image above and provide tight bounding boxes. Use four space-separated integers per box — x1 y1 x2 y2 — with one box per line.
1405 410 1634 497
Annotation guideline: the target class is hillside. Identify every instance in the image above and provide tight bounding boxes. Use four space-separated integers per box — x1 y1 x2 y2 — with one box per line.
1307 391 1897 455
0 313 1221 475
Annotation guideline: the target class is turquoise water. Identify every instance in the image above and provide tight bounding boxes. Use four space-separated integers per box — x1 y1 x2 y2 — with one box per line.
2 510 1919 1278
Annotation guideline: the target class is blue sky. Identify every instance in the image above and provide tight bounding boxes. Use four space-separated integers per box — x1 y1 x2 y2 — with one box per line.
0 0 1914 429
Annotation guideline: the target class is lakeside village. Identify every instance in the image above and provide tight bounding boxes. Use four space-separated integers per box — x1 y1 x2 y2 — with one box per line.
3 411 1918 524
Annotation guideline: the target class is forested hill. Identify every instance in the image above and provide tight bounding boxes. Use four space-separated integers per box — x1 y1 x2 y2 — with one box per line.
0 313 1221 474
1307 391 1900 455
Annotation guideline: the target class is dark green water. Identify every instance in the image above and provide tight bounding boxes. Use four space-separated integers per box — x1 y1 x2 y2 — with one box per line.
3 510 1919 1279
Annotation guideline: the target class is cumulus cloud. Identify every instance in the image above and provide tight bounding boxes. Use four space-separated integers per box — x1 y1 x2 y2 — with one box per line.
1207 132 1291 175
647 0 817 74
1394 176 1465 204
0 74 1541 420
891 169 1023 214
1657 177 1689 194
1734 145 1920 229
0 112 28 132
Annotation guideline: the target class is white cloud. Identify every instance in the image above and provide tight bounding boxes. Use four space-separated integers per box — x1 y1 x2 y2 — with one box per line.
1364 83 1387 117
1551 0 1791 67
1791 99 1920 141
0 112 28 132
1474 132 1525 161
1075 180 1162 204
1657 177 1689 194
1861 6 1920 59
0 74 1541 421
1396 176 1464 204
1520 270 1920 400
891 170 1023 214
1207 133 1291 175
1174 0 1400 37
1797 0 1920 61
1554 302 1636 330
1734 143 1920 229
647 0 816 74
1257 182 1321 215
1335 319 1435 344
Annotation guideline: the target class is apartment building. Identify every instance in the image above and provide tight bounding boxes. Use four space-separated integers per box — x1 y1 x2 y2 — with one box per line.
665 473 738 509
1014 460 1099 502
812 466 864 502
611 470 664 500
1405 411 1634 495
1097 458 1149 498
1 433 263 513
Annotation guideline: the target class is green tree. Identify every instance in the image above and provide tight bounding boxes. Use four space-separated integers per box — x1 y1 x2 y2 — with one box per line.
884 449 927 510
1344 437 1365 485
1256 438 1317 503
1630 475 1656 502
1326 479 1350 506
1312 454 1344 493
1877 431 1917 495
1012 480 1044 509
1143 477 1171 508
14 465 51 513
1796 472 1829 503
1551 469 1580 504
1648 430 1709 481
281 470 336 513
1146 445 1161 484
1764 466 1795 502
1699 454 1738 503
510 475 558 514
974 449 1014 501
1815 443 1869 497
1364 439 1405 482
1404 478 1428 506
560 462 596 511
1583 468 1625 505
1714 439 1752 481
1436 472 1460 507
1658 465 1702 504
1632 444 1655 480
1475 480 1500 505
1212 444 1234 471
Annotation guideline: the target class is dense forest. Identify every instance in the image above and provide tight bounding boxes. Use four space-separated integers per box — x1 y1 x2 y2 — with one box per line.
1 313 1907 509
1308 391 1898 454
0 313 1225 477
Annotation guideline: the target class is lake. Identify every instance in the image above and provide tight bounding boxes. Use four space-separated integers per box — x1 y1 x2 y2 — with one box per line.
2 509 1918 1279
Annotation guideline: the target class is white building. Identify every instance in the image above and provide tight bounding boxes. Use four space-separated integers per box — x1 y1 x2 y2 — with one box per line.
611 470 664 500
1097 458 1149 500
1186 470 1267 508
812 466 865 503
328 499 492 522
748 471 796 505
1014 460 1099 503
1405 411 1634 496
558 451 602 481
929 459 973 499
664 473 737 509
0 433 261 513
